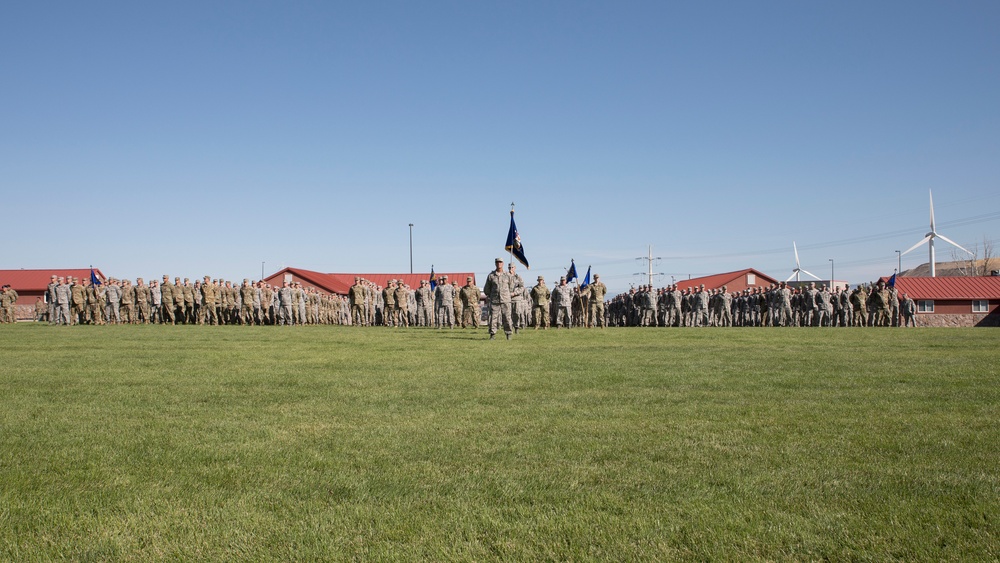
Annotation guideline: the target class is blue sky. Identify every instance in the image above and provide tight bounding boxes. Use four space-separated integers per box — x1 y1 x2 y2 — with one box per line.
3 1 998 294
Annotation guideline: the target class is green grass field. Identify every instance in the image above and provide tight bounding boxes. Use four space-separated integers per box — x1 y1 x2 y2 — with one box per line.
1 324 997 561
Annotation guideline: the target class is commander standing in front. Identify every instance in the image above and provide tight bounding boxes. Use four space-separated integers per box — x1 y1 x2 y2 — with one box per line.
483 257 514 340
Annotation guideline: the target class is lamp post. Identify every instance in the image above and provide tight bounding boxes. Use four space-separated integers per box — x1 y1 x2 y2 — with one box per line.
408 224 414 274
261 261 265 280
895 250 901 276
829 259 834 289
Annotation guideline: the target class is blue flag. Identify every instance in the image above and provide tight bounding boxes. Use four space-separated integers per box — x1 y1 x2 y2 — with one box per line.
505 210 529 269
429 266 436 291
566 260 578 283
580 266 591 289
90 268 102 286
887 273 896 288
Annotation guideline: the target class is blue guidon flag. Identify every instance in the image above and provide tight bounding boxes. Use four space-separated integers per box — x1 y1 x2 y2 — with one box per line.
580 265 592 289
566 260 578 283
90 268 102 286
429 265 436 291
505 209 529 269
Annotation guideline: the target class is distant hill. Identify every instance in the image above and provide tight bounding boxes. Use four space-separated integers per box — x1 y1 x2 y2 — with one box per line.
902 258 998 278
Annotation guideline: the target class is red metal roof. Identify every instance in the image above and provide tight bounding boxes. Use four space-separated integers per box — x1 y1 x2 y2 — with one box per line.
674 269 779 292
892 276 1000 300
0 268 107 292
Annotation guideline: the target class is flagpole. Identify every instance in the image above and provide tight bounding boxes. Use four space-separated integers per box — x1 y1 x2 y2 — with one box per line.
509 202 515 266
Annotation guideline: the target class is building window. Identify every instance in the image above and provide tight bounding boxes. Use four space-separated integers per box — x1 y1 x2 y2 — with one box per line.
972 300 989 313
746 274 756 286
917 300 934 313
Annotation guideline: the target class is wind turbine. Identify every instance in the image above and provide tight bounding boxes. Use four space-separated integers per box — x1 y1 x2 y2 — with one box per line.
785 242 822 283
900 190 972 277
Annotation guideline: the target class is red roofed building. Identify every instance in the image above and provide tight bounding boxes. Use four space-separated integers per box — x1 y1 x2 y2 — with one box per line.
0 268 107 321
890 275 1000 327
673 268 779 294
262 267 477 295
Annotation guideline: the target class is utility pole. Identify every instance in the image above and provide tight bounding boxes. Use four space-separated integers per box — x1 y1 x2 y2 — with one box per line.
635 245 663 286
408 223 414 274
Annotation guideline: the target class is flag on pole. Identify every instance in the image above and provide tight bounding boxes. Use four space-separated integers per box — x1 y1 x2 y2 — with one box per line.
580 266 591 289
90 268 102 286
566 260 578 283
887 273 896 288
429 265 436 291
505 209 529 269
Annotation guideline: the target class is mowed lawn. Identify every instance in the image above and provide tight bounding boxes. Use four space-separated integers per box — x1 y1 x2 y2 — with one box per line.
0 324 996 561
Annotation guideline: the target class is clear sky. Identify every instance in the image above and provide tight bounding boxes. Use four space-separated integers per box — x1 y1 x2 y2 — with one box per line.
4 1 999 295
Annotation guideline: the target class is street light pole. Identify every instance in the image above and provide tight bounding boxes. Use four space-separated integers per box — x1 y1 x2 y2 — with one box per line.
829 259 834 289
408 224 414 274
895 250 901 276
261 261 265 280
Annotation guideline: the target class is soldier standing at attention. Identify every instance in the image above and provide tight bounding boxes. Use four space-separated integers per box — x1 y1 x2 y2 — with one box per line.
55 277 72 325
451 280 463 327
900 293 916 327
435 276 455 328
483 258 514 340
47 275 58 325
104 278 122 324
119 279 135 324
415 280 433 327
171 277 185 324
587 274 608 328
149 279 161 324
394 280 410 327
381 280 396 327
719 286 733 327
552 276 573 328
160 276 176 324
278 281 294 325
888 284 900 327
135 278 150 324
201 276 217 325
240 279 255 325
460 276 480 328
349 277 366 326
70 277 87 325
530 276 550 329
508 264 525 333
693 285 710 327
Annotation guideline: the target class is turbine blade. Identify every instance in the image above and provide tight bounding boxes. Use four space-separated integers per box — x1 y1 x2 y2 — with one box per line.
785 272 797 282
929 190 936 232
800 269 822 281
901 235 932 256
935 233 973 255
793 242 800 267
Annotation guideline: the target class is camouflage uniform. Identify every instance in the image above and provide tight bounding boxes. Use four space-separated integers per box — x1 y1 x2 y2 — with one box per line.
530 277 550 329
460 277 480 328
482 259 514 339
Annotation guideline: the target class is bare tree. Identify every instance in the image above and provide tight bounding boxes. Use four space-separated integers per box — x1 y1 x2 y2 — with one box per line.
951 236 996 276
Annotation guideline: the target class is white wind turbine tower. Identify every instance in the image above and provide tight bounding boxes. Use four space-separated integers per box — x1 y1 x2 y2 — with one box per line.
785 242 822 283
900 190 972 277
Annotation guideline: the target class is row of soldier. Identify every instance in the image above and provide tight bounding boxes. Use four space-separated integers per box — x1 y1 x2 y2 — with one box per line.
606 279 916 327
41 275 352 326
31 265 613 330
